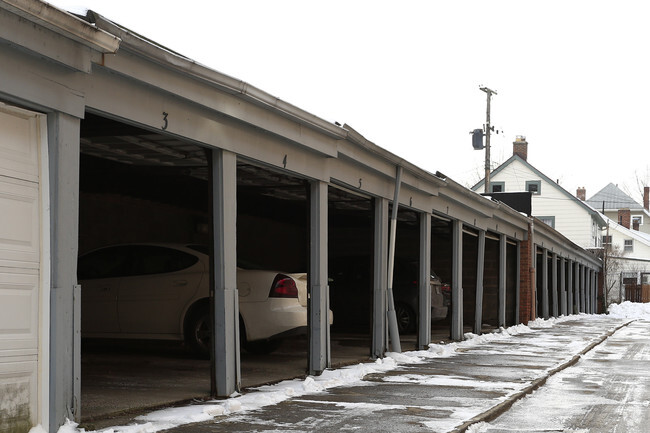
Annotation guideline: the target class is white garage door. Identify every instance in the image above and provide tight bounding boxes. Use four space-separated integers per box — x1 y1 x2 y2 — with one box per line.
0 103 48 432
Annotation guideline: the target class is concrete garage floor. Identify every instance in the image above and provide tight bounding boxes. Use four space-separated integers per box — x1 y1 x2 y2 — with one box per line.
80 328 454 430
80 334 398 429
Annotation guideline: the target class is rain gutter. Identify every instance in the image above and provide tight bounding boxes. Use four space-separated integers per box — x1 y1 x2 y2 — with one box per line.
1 0 120 53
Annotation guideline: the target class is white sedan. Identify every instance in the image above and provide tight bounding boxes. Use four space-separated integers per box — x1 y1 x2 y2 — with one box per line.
78 243 311 354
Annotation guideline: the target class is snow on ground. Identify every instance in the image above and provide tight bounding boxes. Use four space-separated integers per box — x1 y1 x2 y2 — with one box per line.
608 300 650 319
37 303 650 433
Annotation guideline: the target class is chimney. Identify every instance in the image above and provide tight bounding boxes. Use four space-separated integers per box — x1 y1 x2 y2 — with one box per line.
618 208 631 229
513 135 528 161
644 186 649 211
576 187 586 201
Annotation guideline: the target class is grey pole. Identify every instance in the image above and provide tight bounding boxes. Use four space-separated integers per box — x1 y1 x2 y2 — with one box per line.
551 253 558 317
418 213 432 349
474 230 486 335
210 149 240 396
515 241 521 324
451 220 464 340
386 166 403 352
583 265 588 312
48 113 81 431
498 234 507 327
560 257 567 316
567 259 573 315
541 249 549 319
574 262 580 313
372 198 389 358
309 180 330 374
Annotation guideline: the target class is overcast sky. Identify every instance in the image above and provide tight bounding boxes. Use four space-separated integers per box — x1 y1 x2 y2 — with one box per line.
48 0 650 203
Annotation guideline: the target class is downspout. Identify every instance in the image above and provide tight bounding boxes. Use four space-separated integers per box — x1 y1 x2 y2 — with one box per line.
387 166 402 352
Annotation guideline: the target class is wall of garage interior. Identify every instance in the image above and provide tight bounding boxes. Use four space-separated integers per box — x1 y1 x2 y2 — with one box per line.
0 2 603 432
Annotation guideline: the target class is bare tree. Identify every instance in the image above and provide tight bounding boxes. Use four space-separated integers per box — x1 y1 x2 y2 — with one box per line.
623 165 650 204
602 242 624 306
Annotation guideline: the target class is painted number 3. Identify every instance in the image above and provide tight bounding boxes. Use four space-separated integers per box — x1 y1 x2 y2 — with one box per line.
162 112 168 130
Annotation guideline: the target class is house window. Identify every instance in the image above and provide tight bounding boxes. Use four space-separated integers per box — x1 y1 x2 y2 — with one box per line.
624 239 634 252
602 235 612 246
526 180 541 195
538 216 555 228
632 215 643 227
490 182 505 193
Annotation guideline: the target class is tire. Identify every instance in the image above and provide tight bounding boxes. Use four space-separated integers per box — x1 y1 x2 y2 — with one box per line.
185 306 210 357
394 302 416 334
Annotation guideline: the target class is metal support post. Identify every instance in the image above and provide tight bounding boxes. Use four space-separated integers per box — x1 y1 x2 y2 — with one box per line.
372 198 389 358
210 149 240 396
451 220 464 340
308 180 330 374
474 230 485 335
541 249 549 319
560 257 567 316
498 234 507 327
418 213 432 349
551 253 558 317
48 112 81 431
386 166 403 352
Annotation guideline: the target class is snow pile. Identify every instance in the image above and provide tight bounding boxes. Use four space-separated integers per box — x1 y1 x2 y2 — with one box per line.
608 301 650 319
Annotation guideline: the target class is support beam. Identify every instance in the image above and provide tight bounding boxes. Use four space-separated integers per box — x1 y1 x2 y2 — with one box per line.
567 259 573 315
580 265 587 313
48 112 81 431
551 253 558 317
590 269 596 314
594 271 596 314
418 213 432 349
541 249 549 319
560 257 567 316
515 241 521 324
574 262 580 313
474 230 486 335
210 149 240 396
309 180 330 374
386 166 403 353
498 234 507 327
372 198 389 358
451 220 464 340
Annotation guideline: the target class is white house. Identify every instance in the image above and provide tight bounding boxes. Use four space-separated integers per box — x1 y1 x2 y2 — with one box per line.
472 136 606 249
585 184 650 304
585 183 650 236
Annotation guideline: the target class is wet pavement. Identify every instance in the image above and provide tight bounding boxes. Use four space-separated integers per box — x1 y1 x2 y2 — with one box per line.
476 319 650 432
108 315 636 433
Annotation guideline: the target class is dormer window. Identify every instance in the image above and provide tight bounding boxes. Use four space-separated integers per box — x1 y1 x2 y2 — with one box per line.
526 180 541 195
490 182 505 193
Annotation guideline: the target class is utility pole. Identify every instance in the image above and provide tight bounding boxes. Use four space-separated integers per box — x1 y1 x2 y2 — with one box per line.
480 86 497 193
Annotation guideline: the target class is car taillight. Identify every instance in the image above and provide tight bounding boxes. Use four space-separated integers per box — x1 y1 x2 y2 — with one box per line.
441 284 451 293
269 274 298 298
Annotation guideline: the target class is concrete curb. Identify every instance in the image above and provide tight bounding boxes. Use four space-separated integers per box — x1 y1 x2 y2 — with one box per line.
450 320 636 433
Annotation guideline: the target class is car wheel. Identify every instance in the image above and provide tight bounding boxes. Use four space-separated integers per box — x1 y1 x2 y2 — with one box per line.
185 306 210 357
394 302 416 334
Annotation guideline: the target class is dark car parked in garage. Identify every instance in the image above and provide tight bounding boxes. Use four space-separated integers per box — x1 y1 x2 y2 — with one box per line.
328 256 450 333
